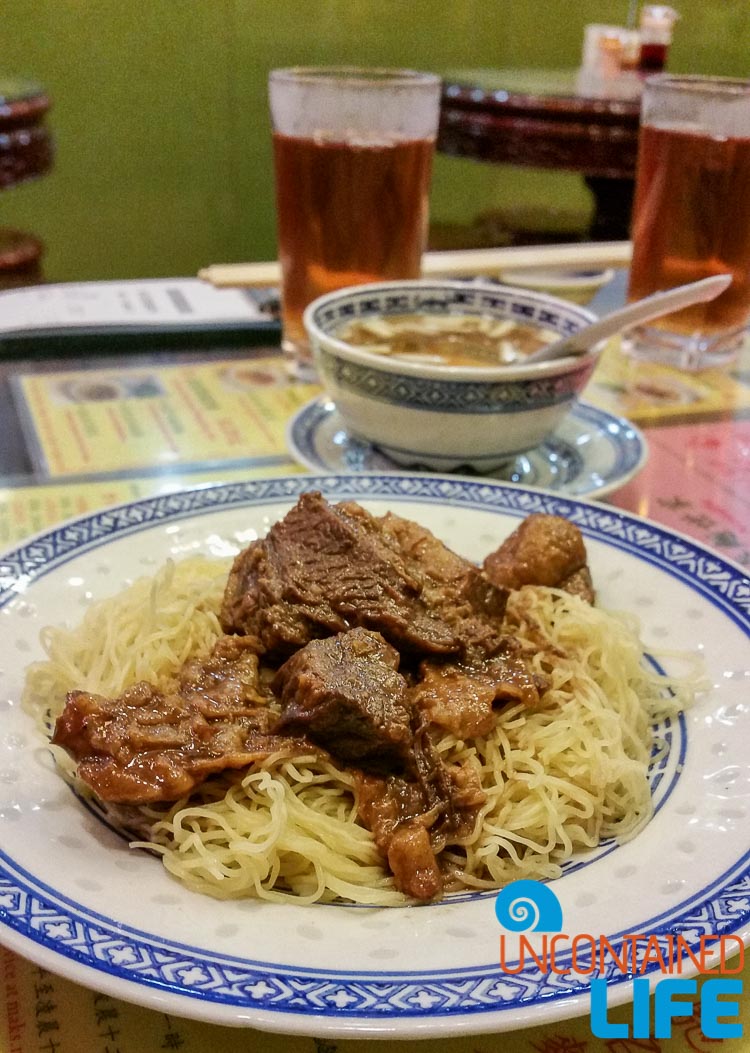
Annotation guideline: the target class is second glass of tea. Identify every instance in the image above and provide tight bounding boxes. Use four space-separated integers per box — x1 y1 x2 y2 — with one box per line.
269 67 441 378
625 75 750 370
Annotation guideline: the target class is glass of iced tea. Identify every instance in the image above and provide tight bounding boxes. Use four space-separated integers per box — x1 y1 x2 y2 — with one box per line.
269 67 441 378
625 75 750 370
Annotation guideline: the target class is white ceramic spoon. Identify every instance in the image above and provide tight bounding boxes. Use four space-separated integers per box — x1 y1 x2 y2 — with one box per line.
526 273 733 364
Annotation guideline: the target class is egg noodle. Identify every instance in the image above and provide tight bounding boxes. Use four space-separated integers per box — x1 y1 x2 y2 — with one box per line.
23 555 699 905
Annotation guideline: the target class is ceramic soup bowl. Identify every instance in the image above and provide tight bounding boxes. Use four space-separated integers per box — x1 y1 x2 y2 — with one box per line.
303 280 601 471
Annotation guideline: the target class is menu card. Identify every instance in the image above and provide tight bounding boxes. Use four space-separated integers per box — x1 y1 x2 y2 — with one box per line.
12 356 318 477
0 279 277 338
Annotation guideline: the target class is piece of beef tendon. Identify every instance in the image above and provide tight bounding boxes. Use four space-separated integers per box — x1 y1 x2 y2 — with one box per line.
51 635 299 804
484 513 595 603
412 645 547 740
387 823 443 901
52 682 299 803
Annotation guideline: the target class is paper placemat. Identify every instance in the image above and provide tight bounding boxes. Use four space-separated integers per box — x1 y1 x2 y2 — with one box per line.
588 342 750 425
0 465 304 548
11 342 750 483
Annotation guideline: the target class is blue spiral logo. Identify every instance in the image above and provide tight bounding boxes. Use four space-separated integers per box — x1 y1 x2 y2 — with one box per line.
494 880 563 933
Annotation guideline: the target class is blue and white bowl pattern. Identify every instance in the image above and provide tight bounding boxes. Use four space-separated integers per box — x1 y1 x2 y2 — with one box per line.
316 347 590 413
309 283 592 339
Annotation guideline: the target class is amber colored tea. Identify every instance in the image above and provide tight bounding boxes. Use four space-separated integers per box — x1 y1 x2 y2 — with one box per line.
273 132 433 358
628 124 750 337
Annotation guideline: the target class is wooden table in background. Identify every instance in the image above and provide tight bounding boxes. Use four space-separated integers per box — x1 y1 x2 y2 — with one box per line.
438 69 641 241
0 77 53 286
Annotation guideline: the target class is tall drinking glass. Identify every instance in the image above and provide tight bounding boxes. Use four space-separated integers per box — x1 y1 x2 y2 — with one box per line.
269 67 441 378
625 75 750 370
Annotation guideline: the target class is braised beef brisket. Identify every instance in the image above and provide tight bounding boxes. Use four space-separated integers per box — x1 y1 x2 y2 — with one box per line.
272 628 413 770
220 492 509 660
377 510 509 657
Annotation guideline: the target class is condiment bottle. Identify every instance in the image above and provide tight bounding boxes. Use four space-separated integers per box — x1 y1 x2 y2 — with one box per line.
638 5 679 73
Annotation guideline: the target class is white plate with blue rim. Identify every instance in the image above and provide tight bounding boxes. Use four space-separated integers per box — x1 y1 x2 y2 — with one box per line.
0 473 748 1037
287 397 647 498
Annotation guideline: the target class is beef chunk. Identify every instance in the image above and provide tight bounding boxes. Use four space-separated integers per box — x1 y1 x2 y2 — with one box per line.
483 514 595 603
220 492 508 660
221 492 458 657
272 628 413 770
52 636 301 804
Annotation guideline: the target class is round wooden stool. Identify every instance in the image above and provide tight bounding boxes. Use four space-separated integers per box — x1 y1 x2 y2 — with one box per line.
0 77 53 284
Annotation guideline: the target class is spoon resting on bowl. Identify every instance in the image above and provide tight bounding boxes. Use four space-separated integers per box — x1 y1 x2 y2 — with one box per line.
525 274 733 364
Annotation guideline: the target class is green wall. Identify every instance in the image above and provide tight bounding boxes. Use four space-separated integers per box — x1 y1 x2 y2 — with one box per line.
3 0 748 282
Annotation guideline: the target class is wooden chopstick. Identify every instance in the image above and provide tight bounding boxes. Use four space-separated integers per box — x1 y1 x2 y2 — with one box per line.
198 242 632 288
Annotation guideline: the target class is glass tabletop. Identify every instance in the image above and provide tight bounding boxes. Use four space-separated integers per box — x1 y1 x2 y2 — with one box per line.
0 269 748 566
